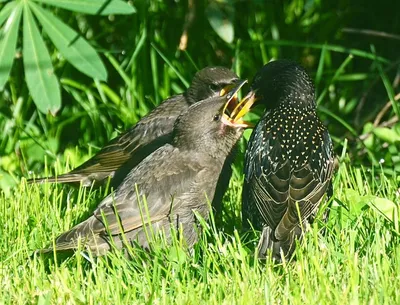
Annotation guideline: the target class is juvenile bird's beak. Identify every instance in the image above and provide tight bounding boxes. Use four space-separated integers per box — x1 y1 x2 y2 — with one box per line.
231 90 258 123
221 87 258 128
219 79 247 97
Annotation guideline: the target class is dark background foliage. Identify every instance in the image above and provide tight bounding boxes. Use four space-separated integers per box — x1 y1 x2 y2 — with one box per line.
1 0 400 191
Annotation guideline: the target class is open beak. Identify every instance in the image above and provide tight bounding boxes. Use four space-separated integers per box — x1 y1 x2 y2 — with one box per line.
221 87 258 128
219 79 246 97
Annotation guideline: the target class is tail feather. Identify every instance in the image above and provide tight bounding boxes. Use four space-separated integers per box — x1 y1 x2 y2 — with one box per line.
40 236 110 256
27 174 82 184
39 217 113 256
26 173 106 187
257 226 302 262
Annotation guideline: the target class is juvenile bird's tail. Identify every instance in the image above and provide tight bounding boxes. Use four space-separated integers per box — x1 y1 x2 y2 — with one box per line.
26 174 87 186
38 217 112 256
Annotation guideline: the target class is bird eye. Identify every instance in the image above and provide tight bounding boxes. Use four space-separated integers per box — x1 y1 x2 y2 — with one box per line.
213 114 221 121
209 84 220 91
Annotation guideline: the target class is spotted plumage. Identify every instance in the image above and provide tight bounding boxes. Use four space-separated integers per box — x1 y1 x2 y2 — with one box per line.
242 60 336 261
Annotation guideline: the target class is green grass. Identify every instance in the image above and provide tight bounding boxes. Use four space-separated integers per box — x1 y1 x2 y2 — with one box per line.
1 156 399 304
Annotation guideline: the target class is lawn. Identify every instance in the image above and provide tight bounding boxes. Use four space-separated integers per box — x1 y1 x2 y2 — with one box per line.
1 155 399 304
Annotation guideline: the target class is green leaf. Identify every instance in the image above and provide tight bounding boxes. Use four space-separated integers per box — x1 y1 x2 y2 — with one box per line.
0 2 22 90
362 122 374 149
368 196 398 223
0 169 16 197
342 188 368 216
206 2 234 43
23 3 61 115
362 122 374 134
373 127 400 144
0 1 16 26
394 123 400 134
342 188 398 227
33 0 136 15
29 2 107 81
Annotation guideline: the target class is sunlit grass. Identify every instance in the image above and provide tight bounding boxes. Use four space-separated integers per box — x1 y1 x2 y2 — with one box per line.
1 157 399 304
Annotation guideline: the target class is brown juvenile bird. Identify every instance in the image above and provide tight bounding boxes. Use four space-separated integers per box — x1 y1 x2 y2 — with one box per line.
41 83 252 255
28 67 242 188
241 60 336 261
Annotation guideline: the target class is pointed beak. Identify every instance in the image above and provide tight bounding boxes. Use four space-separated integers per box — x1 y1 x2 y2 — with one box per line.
219 79 247 97
231 90 258 123
221 88 258 128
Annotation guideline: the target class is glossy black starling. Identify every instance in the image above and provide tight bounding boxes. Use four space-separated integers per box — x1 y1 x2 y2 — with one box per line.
41 84 252 255
242 60 336 261
28 67 242 188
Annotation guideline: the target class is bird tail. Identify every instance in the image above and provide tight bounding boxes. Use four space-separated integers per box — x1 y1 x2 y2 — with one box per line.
26 173 96 187
257 226 302 262
39 219 110 256
27 174 76 184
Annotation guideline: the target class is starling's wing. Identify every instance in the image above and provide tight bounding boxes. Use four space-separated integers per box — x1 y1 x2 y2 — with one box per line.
28 95 188 186
244 116 335 238
52 144 205 251
275 126 335 240
243 118 290 230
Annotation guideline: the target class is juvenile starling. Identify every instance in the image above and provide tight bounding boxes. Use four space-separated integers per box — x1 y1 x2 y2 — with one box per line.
41 83 252 255
28 67 242 188
241 60 336 261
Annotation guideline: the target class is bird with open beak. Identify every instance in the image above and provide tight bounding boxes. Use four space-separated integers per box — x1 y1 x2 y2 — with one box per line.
39 80 253 255
28 67 244 189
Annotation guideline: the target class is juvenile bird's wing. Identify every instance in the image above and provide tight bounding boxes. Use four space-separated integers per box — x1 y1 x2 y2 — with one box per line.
53 144 206 250
28 95 188 186
243 114 335 237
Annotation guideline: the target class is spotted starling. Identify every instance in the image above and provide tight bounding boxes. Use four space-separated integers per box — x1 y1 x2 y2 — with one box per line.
241 60 336 261
40 83 252 255
28 67 242 188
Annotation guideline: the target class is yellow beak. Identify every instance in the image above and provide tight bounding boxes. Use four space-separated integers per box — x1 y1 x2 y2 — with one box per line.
221 84 258 128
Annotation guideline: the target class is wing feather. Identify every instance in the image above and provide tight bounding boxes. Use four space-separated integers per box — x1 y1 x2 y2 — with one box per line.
243 111 335 241
29 95 187 186
54 145 205 248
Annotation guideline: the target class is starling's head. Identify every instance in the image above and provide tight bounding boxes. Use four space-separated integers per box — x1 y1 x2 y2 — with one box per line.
173 80 252 160
186 66 243 104
243 60 316 111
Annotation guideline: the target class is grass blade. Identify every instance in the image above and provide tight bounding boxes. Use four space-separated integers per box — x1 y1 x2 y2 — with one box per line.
317 55 353 105
371 45 400 117
260 40 389 63
151 43 189 88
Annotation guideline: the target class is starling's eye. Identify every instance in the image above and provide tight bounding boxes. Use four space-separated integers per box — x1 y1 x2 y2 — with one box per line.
213 114 221 121
209 83 220 91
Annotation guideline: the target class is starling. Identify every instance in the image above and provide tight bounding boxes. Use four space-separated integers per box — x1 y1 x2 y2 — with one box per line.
40 82 252 255
241 60 336 261
28 67 242 188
